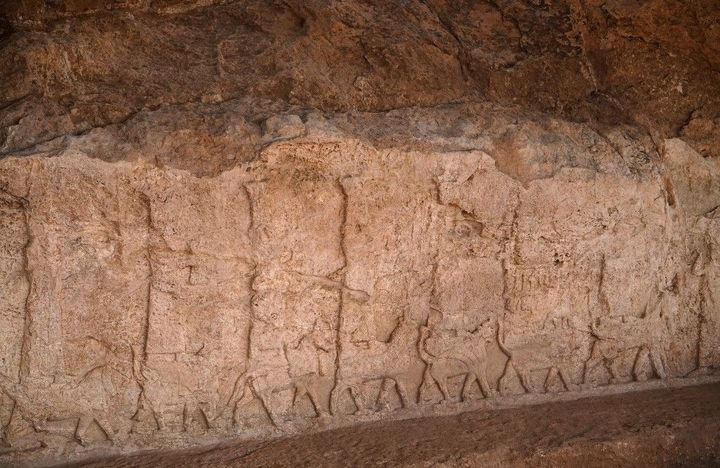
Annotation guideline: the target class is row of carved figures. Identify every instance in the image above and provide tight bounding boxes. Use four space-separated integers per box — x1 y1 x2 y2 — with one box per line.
0 303 671 450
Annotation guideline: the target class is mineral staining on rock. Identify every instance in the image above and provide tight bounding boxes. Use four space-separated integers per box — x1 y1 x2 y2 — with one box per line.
0 103 717 462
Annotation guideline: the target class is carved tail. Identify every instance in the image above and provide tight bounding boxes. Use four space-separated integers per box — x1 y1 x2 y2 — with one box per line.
417 326 434 364
496 321 512 358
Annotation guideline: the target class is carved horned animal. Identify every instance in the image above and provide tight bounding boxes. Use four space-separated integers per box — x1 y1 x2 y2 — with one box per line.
135 358 246 434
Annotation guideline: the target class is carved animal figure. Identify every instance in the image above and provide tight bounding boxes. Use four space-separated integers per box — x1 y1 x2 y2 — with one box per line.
498 320 591 393
136 358 245 433
0 352 138 447
584 302 669 383
243 333 336 424
283 334 335 417
418 321 497 402
331 318 425 414
234 323 337 426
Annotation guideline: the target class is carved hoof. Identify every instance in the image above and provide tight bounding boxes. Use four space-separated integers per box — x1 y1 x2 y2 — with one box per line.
374 403 391 413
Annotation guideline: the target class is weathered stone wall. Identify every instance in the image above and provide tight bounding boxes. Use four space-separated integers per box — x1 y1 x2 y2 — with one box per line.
1 0 719 464
0 104 718 464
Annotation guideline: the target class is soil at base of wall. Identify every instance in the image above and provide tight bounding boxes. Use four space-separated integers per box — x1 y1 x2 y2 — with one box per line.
65 382 720 468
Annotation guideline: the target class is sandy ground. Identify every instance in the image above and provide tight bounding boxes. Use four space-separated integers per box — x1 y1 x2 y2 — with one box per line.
67 382 720 467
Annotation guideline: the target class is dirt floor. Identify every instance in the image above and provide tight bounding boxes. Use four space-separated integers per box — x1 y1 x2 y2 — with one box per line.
66 382 720 467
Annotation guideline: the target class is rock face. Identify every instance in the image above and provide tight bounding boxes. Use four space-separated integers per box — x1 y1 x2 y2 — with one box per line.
0 1 719 465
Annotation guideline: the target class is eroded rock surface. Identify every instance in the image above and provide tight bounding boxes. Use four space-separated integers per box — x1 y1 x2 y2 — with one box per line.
70 383 720 468
0 1 719 465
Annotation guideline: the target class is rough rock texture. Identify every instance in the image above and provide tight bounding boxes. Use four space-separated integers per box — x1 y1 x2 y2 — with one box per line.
0 0 719 465
2 0 720 161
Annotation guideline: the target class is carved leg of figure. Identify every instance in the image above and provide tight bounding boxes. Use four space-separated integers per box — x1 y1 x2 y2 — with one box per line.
182 403 191 432
649 346 668 379
375 378 395 411
291 384 306 410
633 347 651 381
154 411 165 432
476 371 495 398
331 383 366 416
516 367 532 393
232 384 257 427
394 377 415 409
75 415 93 446
459 373 474 402
499 359 520 394
94 416 116 444
433 370 452 403
349 384 373 415
330 385 343 416
199 407 211 431
424 365 443 401
307 387 330 418
299 383 325 418
259 392 284 426
608 356 623 384
558 369 578 392
582 344 606 387
582 358 595 386
544 367 559 393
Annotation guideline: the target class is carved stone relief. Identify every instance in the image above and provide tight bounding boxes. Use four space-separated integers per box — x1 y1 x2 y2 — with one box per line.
0 114 718 464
